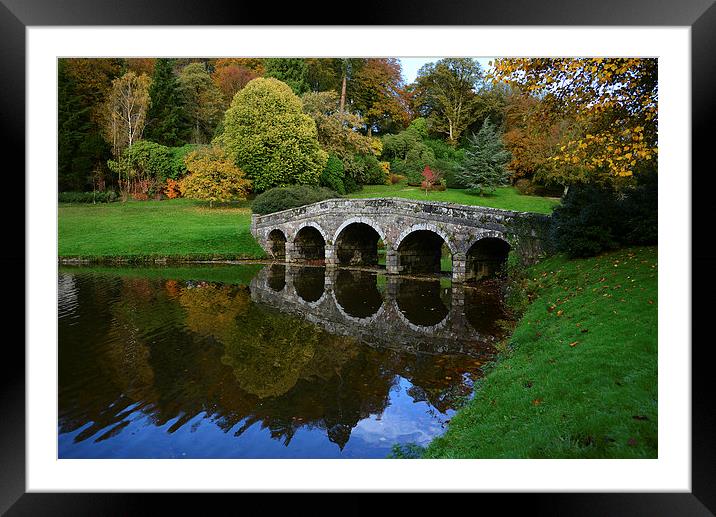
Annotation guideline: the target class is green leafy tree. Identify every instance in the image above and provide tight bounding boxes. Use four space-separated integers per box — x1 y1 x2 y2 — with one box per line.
215 77 328 192
179 146 252 207
264 58 310 95
381 123 435 185
457 118 512 195
178 62 224 144
145 58 191 146
413 58 484 145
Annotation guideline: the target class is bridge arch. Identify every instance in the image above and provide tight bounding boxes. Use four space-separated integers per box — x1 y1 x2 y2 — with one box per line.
395 224 456 275
267 229 287 260
292 223 328 263
333 218 387 267
466 233 511 281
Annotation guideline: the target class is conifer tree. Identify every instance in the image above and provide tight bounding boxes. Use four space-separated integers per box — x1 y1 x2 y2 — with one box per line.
145 58 191 146
457 117 512 195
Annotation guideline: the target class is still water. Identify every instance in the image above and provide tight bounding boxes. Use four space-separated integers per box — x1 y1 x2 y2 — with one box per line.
58 264 511 458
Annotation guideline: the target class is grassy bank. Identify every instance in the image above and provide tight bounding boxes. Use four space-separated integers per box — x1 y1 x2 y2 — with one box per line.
422 246 658 458
59 187 558 260
58 198 265 261
348 184 559 214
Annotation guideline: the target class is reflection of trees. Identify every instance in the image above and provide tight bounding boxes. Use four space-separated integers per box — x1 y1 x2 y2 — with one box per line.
59 271 507 454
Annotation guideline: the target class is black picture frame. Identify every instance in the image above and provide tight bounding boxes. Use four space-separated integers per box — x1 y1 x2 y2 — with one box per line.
3 0 714 513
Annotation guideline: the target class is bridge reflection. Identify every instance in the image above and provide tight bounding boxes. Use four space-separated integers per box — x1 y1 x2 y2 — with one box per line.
251 264 508 356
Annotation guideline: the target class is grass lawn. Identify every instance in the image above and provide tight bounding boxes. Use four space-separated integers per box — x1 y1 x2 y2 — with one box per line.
58 198 266 260
422 246 658 458
348 184 560 215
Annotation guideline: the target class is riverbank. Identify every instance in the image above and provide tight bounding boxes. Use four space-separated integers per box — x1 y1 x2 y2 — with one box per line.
58 187 557 261
58 199 266 262
422 246 658 458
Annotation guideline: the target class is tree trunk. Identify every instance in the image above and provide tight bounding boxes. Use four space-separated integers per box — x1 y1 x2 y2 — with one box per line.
340 73 347 112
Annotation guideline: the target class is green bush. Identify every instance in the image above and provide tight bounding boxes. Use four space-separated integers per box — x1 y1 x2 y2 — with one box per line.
214 77 328 192
59 191 118 203
320 155 346 195
252 185 339 215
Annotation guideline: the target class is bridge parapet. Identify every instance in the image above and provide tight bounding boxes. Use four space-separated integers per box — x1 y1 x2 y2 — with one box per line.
251 197 552 281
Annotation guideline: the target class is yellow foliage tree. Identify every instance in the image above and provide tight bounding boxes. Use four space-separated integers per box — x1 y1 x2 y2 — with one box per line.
492 58 657 185
179 146 252 207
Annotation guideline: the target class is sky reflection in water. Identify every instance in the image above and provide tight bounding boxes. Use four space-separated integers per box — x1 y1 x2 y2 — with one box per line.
58 264 510 458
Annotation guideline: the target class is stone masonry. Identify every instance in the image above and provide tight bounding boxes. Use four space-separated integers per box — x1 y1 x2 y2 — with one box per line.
251 197 550 283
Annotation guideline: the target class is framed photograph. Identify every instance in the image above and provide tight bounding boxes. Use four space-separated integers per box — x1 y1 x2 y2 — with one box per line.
4 0 714 512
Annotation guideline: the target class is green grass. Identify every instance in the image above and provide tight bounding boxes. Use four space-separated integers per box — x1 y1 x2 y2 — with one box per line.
423 246 658 458
58 185 557 260
348 184 559 214
58 198 266 260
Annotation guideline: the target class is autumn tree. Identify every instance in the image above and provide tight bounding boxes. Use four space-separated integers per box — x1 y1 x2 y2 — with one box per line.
214 77 328 191
350 58 410 136
305 58 343 93
457 118 512 195
177 62 224 144
145 58 191 146
502 90 572 183
301 90 373 159
493 58 657 185
211 63 259 107
100 70 152 157
413 58 484 145
180 146 252 207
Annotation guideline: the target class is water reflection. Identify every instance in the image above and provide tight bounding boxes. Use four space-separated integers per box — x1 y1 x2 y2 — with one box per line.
58 264 511 458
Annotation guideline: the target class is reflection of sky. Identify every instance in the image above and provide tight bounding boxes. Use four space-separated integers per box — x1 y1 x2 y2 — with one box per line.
350 377 451 447
58 377 455 459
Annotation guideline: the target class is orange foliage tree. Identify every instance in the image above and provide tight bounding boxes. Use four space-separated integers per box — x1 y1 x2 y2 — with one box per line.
493 58 657 186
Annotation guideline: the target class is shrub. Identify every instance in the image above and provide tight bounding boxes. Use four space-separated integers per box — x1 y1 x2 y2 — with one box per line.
514 178 535 195
320 155 346 195
164 178 182 199
549 175 657 258
549 184 624 258
389 173 405 185
179 146 251 207
252 185 339 215
214 77 328 192
58 191 118 203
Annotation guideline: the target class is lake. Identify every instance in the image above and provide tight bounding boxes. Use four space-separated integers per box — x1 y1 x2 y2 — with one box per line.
58 263 511 458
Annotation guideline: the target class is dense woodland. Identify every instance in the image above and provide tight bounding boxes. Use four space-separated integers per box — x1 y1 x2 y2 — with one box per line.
58 57 658 255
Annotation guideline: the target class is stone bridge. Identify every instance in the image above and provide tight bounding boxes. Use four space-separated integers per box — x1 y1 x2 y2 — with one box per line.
251 197 550 282
250 265 505 358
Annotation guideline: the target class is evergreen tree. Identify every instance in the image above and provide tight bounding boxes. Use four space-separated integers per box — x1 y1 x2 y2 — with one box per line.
457 118 512 195
145 58 191 146
58 60 111 191
264 58 310 95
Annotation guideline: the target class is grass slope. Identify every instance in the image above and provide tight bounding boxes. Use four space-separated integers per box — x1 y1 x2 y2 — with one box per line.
423 246 658 458
58 199 265 260
348 184 559 214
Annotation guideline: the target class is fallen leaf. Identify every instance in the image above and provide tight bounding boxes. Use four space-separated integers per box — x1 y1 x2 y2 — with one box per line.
569 341 579 347
532 398 542 406
556 310 564 316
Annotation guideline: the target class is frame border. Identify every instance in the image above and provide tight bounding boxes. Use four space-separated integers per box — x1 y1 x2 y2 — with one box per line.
4 0 715 513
